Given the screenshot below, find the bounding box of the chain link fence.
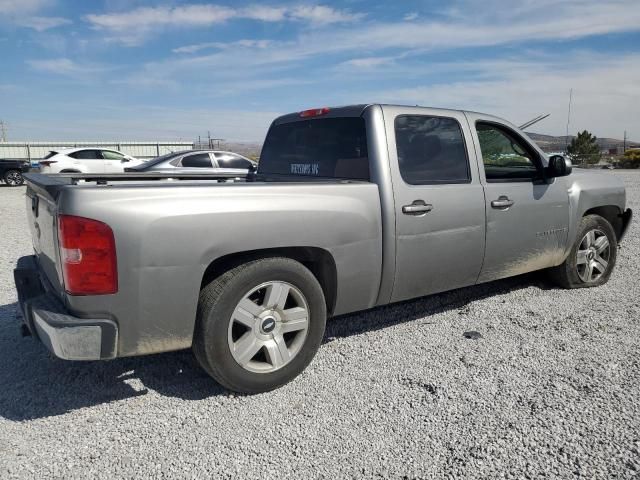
[0,141,195,162]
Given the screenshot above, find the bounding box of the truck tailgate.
[25,181,64,295]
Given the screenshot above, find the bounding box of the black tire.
[193,257,326,394]
[3,169,24,186]
[549,214,617,288]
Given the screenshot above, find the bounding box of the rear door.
[382,106,486,302]
[466,113,570,282]
[68,149,105,173]
[180,152,215,169]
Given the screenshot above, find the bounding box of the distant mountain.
[218,141,262,159]
[526,132,640,154]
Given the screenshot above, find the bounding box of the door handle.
[402,200,433,215]
[491,196,515,209]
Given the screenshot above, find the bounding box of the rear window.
[43,151,57,159]
[258,118,369,180]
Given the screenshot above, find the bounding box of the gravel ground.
[0,172,639,479]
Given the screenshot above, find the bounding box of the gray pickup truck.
[14,104,632,393]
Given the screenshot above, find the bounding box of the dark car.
[125,150,256,175]
[0,159,30,186]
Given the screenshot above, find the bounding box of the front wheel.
[549,214,617,288]
[3,169,24,186]
[193,257,327,393]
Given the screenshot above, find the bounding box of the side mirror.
[122,156,132,162]
[547,155,572,178]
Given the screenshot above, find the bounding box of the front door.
[466,115,570,283]
[101,150,127,172]
[383,106,486,303]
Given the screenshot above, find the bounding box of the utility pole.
[0,120,7,142]
[207,131,212,149]
[565,88,573,151]
[623,131,627,153]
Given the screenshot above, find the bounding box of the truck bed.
[23,172,383,357]
[23,172,251,200]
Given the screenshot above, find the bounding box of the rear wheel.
[193,257,326,393]
[3,169,24,186]
[549,214,617,288]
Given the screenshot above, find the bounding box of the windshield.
[258,117,369,180]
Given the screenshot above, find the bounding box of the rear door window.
[259,117,369,180]
[181,153,213,168]
[69,150,102,160]
[395,115,470,184]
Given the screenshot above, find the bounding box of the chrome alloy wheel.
[5,171,23,186]
[576,229,610,283]
[227,281,309,373]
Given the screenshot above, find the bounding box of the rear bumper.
[14,255,118,360]
[619,208,633,243]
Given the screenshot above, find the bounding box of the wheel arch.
[583,205,624,241]
[201,247,338,316]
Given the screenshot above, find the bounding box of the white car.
[38,148,144,174]
[125,150,256,175]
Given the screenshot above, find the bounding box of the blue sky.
[0,0,639,141]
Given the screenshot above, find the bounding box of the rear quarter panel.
[58,182,382,356]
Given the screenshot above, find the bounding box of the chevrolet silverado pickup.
[14,104,632,393]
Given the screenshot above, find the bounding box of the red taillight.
[299,107,330,118]
[57,215,117,295]
[39,160,58,167]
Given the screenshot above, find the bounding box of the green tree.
[567,130,601,165]
[617,149,640,168]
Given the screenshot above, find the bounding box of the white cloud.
[155,0,640,76]
[367,54,640,139]
[239,5,287,22]
[27,57,107,76]
[85,3,364,44]
[172,39,272,54]
[289,5,364,25]
[403,12,418,21]
[15,16,71,31]
[340,56,397,69]
[85,5,235,31]
[315,1,640,54]
[0,0,48,15]
[9,104,281,141]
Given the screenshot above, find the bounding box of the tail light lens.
[299,107,330,118]
[39,160,58,167]
[58,215,118,295]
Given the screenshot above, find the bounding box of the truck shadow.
[0,272,548,421]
